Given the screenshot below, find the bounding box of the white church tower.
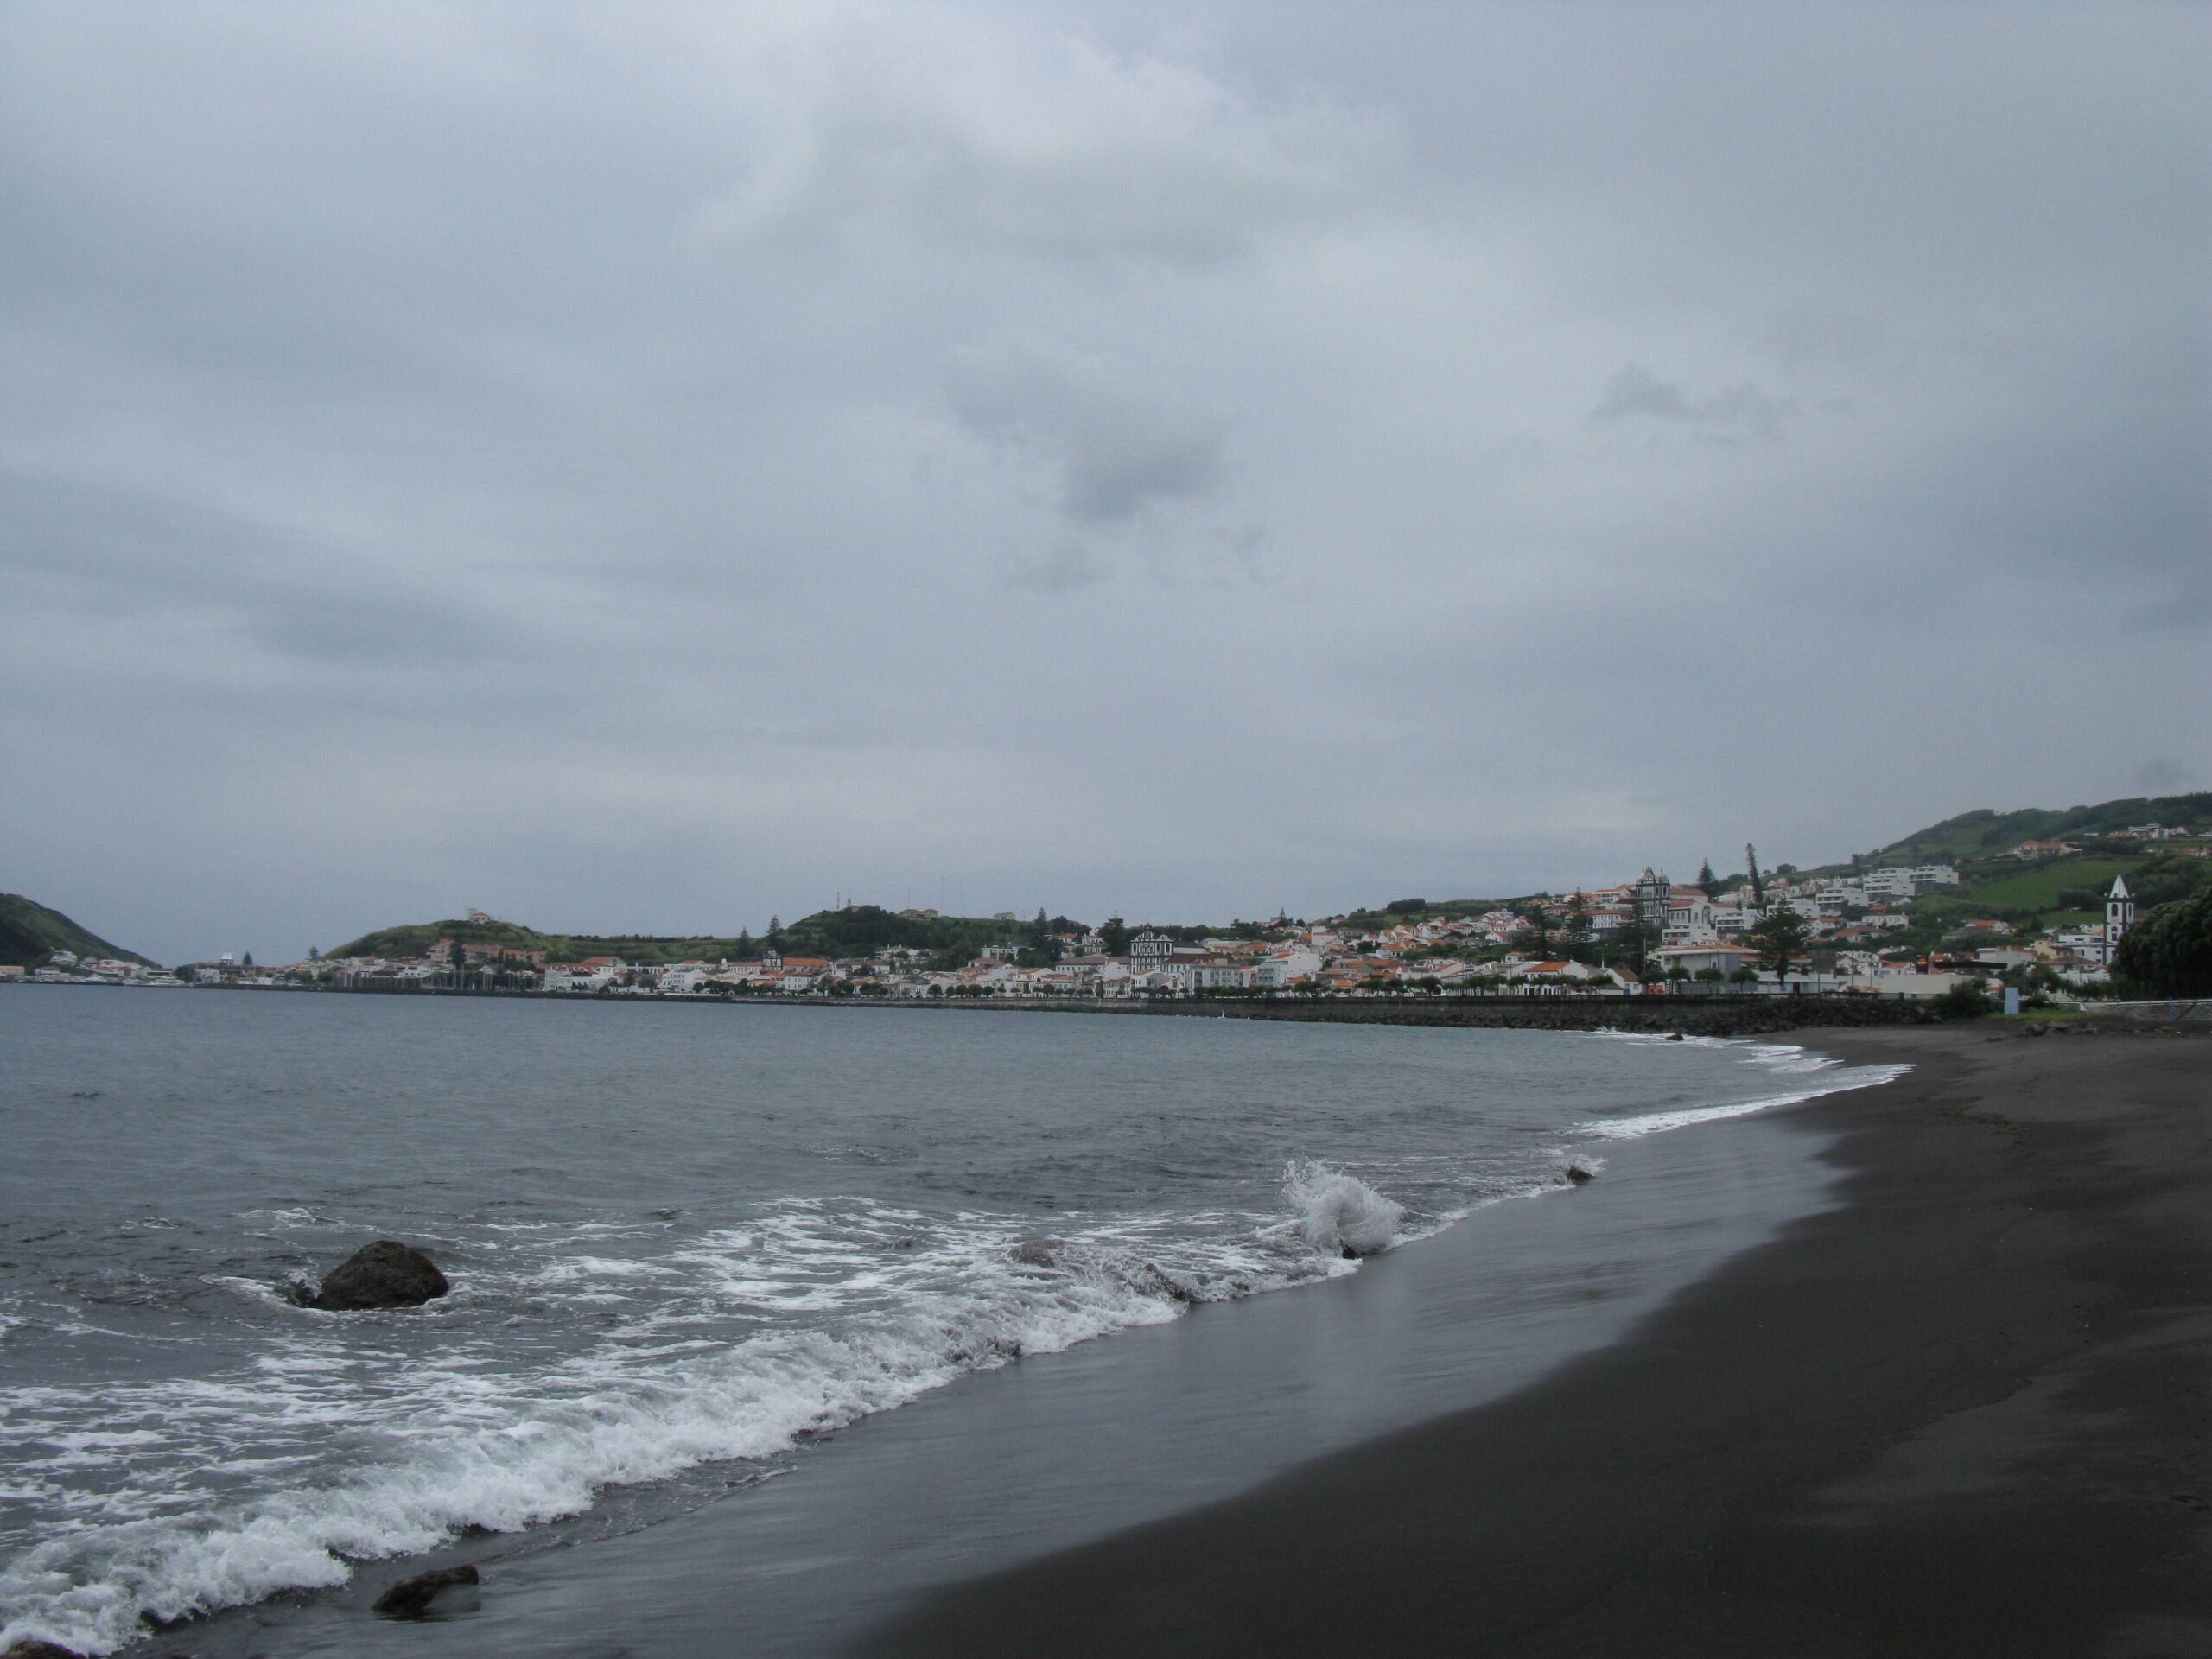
[2104,875,2134,963]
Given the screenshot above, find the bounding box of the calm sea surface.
[0,989,1891,1655]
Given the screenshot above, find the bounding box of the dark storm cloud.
[0,3,2203,963]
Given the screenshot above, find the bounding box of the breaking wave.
[0,1178,1402,1655]
[1280,1160,1405,1255]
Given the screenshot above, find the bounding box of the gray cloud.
[0,472,517,671]
[999,543,1106,594]
[687,24,1393,269]
[949,336,1227,523]
[1588,362,1796,441]
[2135,757,2194,795]
[0,3,2202,963]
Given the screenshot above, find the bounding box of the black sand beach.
[860,1026,2212,1658]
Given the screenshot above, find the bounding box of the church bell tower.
[2104,875,2134,963]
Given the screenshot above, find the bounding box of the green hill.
[0,893,158,968]
[1866,793,2211,866]
[325,905,1075,967]
[327,916,570,961]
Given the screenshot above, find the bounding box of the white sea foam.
[0,1182,1400,1655]
[1579,1062,1910,1140]
[1279,1160,1406,1255]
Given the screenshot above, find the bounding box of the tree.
[1607,912,1654,979]
[1696,859,1717,894]
[2112,889,2212,998]
[1751,907,1809,980]
[1562,892,1592,959]
[1099,916,1130,955]
[243,950,254,968]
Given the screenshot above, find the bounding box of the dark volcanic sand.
[858,1027,2212,1658]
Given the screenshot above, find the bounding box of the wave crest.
[1282,1160,1403,1256]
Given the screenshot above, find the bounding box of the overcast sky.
[3,2,2206,963]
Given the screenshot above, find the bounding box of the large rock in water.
[309,1241,449,1310]
[372,1563,479,1618]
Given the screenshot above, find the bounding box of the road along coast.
[857,1026,2211,1658]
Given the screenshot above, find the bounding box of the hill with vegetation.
[326,905,1097,969]
[326,914,766,967]
[1859,792,2211,867]
[322,793,2210,969]
[0,893,158,968]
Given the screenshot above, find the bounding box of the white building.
[1255,949,1322,988]
[2105,876,2134,963]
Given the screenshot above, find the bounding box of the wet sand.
[859,1027,2212,1657]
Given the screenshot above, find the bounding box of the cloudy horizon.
[3,2,2206,966]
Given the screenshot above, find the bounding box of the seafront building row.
[10,851,2169,1001]
[73,861,2140,1002]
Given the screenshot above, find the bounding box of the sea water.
[0,991,1897,1655]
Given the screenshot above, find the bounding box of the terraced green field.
[1961,857,2142,912]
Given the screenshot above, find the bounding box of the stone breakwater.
[786,994,1953,1039]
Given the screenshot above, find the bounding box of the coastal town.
[18,817,2198,1005]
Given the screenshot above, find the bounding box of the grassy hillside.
[0,893,158,968]
[1900,849,2211,941]
[1867,793,2210,866]
[1948,857,2142,913]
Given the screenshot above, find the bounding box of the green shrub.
[1937,981,1992,1019]
[2112,888,2212,998]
